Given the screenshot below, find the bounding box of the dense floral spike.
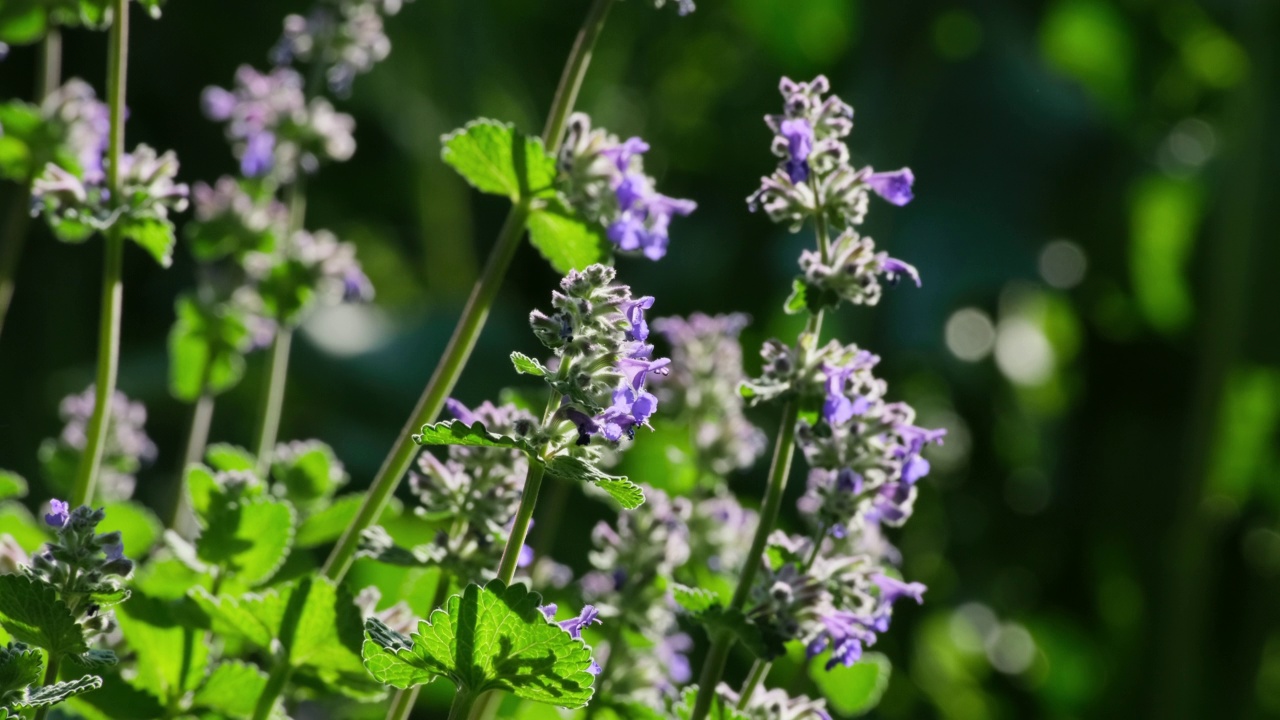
[44,386,157,501]
[686,489,759,574]
[240,227,374,326]
[400,400,537,578]
[40,79,110,183]
[202,65,355,181]
[27,503,133,640]
[745,76,922,311]
[188,176,288,261]
[272,0,412,95]
[653,313,767,476]
[33,144,189,238]
[579,487,696,708]
[715,682,832,720]
[529,264,670,447]
[558,114,696,261]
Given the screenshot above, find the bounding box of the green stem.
[735,659,771,710]
[385,687,421,720]
[494,459,546,585]
[69,0,128,508]
[251,662,293,720]
[39,27,62,99]
[322,0,614,584]
[31,654,60,720]
[170,391,215,532]
[253,326,293,478]
[447,690,478,720]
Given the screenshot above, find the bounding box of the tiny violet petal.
[865,168,915,206]
[45,499,70,529]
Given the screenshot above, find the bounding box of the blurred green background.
[3,0,1280,717]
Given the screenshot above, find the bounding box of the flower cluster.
[241,227,374,326]
[653,312,767,476]
[187,176,288,262]
[28,503,133,641]
[415,400,535,573]
[797,341,945,534]
[558,114,696,261]
[33,144,190,239]
[41,386,157,502]
[685,489,759,574]
[579,487,696,707]
[202,65,356,181]
[714,682,831,720]
[272,0,412,96]
[39,79,110,183]
[529,264,669,447]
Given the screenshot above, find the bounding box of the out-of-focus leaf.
[168,295,251,402]
[196,497,294,588]
[98,500,161,559]
[118,216,176,267]
[270,440,347,505]
[0,472,27,502]
[191,661,269,719]
[115,592,209,704]
[1040,0,1133,114]
[1128,175,1203,334]
[808,651,891,716]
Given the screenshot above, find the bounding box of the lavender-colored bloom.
[657,632,694,684]
[872,573,926,605]
[45,499,70,529]
[559,115,696,261]
[553,605,602,640]
[104,541,126,562]
[241,131,276,177]
[880,256,920,287]
[864,168,915,206]
[780,118,814,183]
[622,296,654,342]
[445,398,479,426]
[517,544,535,568]
[807,610,878,669]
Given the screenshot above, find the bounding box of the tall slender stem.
[691,193,831,720]
[735,659,771,710]
[386,688,421,720]
[0,29,63,344]
[447,690,478,720]
[70,0,129,508]
[322,0,615,583]
[494,460,546,586]
[170,391,215,532]
[254,326,293,477]
[31,654,61,720]
[251,663,292,720]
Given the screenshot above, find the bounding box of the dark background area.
[2,0,1279,717]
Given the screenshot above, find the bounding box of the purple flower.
[602,137,650,172]
[622,296,655,342]
[599,386,659,442]
[555,605,602,640]
[657,632,694,684]
[780,118,814,183]
[105,541,126,561]
[822,363,860,426]
[865,168,915,206]
[241,131,276,177]
[538,603,558,621]
[881,257,920,287]
[517,544,535,568]
[45,499,70,529]
[445,398,479,426]
[807,611,878,669]
[902,455,930,484]
[872,573,926,606]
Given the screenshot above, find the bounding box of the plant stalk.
[322,0,614,583]
[494,459,546,585]
[447,690,478,720]
[735,659,772,710]
[70,0,129,508]
[169,391,215,533]
[253,326,293,478]
[31,654,61,720]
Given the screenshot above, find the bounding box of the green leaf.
[672,589,785,661]
[205,444,257,473]
[118,216,176,267]
[673,686,750,720]
[0,473,26,504]
[114,593,209,704]
[0,643,43,704]
[98,500,161,559]
[544,456,645,510]
[671,584,720,614]
[196,497,295,588]
[191,661,268,718]
[509,352,547,377]
[191,577,366,679]
[440,120,557,201]
[0,503,46,553]
[0,1,45,46]
[297,493,392,548]
[362,580,595,708]
[808,651,891,716]
[0,575,87,657]
[168,295,251,402]
[14,674,103,709]
[525,202,608,274]
[412,420,532,453]
[783,278,838,315]
[270,440,347,505]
